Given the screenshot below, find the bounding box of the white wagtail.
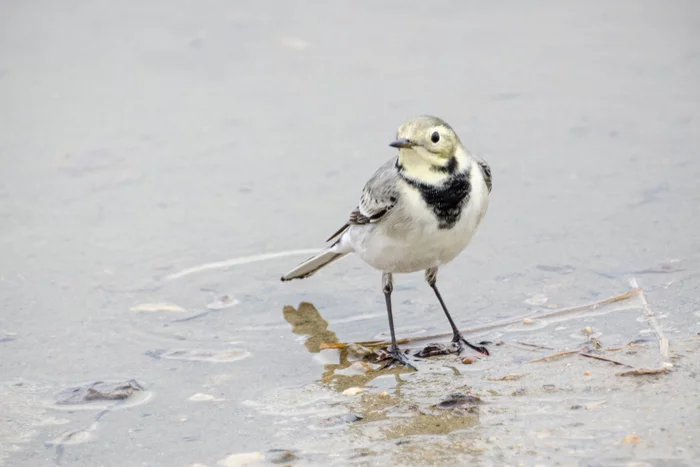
[281,116,492,369]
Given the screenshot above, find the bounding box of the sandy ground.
[1,1,699,466]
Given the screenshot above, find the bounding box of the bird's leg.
[381,272,417,370]
[425,268,489,356]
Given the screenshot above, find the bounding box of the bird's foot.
[452,334,490,356]
[380,346,417,371]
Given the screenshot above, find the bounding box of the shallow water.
[1,1,699,466]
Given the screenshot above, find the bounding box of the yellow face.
[390,115,460,160]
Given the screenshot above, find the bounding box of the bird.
[281,115,492,370]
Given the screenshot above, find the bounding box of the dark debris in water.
[265,449,298,464]
[631,335,656,344]
[414,343,456,358]
[434,393,482,409]
[56,379,144,405]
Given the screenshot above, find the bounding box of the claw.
[452,335,490,356]
[381,347,417,371]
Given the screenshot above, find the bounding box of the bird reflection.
[282,302,481,437]
[282,302,409,392]
[283,302,340,353]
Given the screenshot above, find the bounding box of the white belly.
[346,173,489,273]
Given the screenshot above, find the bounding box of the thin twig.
[629,278,669,361]
[321,286,642,350]
[578,353,634,368]
[527,349,580,363]
[605,338,638,352]
[617,367,671,377]
[515,341,555,351]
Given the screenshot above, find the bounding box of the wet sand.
[1,1,699,465]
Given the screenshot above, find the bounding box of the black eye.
[431,131,440,143]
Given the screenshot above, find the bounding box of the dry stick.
[514,341,555,351]
[526,349,580,363]
[578,352,635,368]
[605,338,638,352]
[629,278,669,361]
[573,282,671,376]
[320,287,642,350]
[528,347,635,367]
[606,279,672,377]
[617,367,671,377]
[524,283,671,375]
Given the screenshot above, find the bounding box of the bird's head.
[390,116,463,174]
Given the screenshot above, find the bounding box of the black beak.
[389,138,415,149]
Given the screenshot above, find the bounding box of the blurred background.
[1,1,699,466]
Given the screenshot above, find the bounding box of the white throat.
[398,146,469,184]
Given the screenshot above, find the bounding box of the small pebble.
[378,391,390,398]
[523,318,536,325]
[462,358,474,365]
[584,371,591,376]
[342,387,364,396]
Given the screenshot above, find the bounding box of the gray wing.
[477,160,492,193]
[326,157,400,242]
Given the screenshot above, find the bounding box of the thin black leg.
[425,268,489,356]
[381,272,416,370]
[384,290,398,351]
